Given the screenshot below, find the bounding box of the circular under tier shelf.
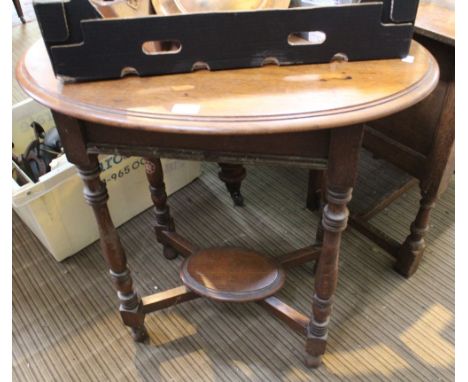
[180,247,286,302]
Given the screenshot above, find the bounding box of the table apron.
[86,143,329,169]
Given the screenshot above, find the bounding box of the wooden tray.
[33,0,420,82]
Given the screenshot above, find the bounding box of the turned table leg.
[313,174,327,276]
[307,170,325,211]
[78,157,147,342]
[305,126,363,367]
[218,163,246,206]
[395,189,436,277]
[53,112,147,341]
[314,171,328,244]
[144,157,178,260]
[396,81,454,277]
[306,187,352,367]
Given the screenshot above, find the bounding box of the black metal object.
[33,0,419,82]
[13,123,63,183]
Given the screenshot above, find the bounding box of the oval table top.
[17,40,439,136]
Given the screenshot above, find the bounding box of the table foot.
[394,192,435,278]
[304,354,322,369]
[306,315,329,368]
[131,325,149,342]
[218,163,246,207]
[163,245,179,260]
[230,191,244,207]
[395,239,425,278]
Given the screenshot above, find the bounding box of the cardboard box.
[12,98,201,261]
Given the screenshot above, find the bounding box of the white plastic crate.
[12,98,201,261]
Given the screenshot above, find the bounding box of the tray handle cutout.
[142,40,182,55]
[288,31,327,46]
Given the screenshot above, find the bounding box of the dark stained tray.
[33,0,420,82]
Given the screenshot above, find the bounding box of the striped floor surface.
[13,161,454,382]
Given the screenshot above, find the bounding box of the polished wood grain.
[278,245,321,269]
[176,0,290,13]
[153,0,290,14]
[158,231,199,258]
[144,157,178,259]
[90,0,153,18]
[180,248,286,302]
[415,0,455,46]
[258,296,309,335]
[141,286,199,313]
[17,40,438,135]
[85,126,330,164]
[152,0,179,14]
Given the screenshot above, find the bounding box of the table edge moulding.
[17,41,438,135]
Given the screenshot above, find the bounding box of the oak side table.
[344,0,455,277]
[17,40,438,368]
